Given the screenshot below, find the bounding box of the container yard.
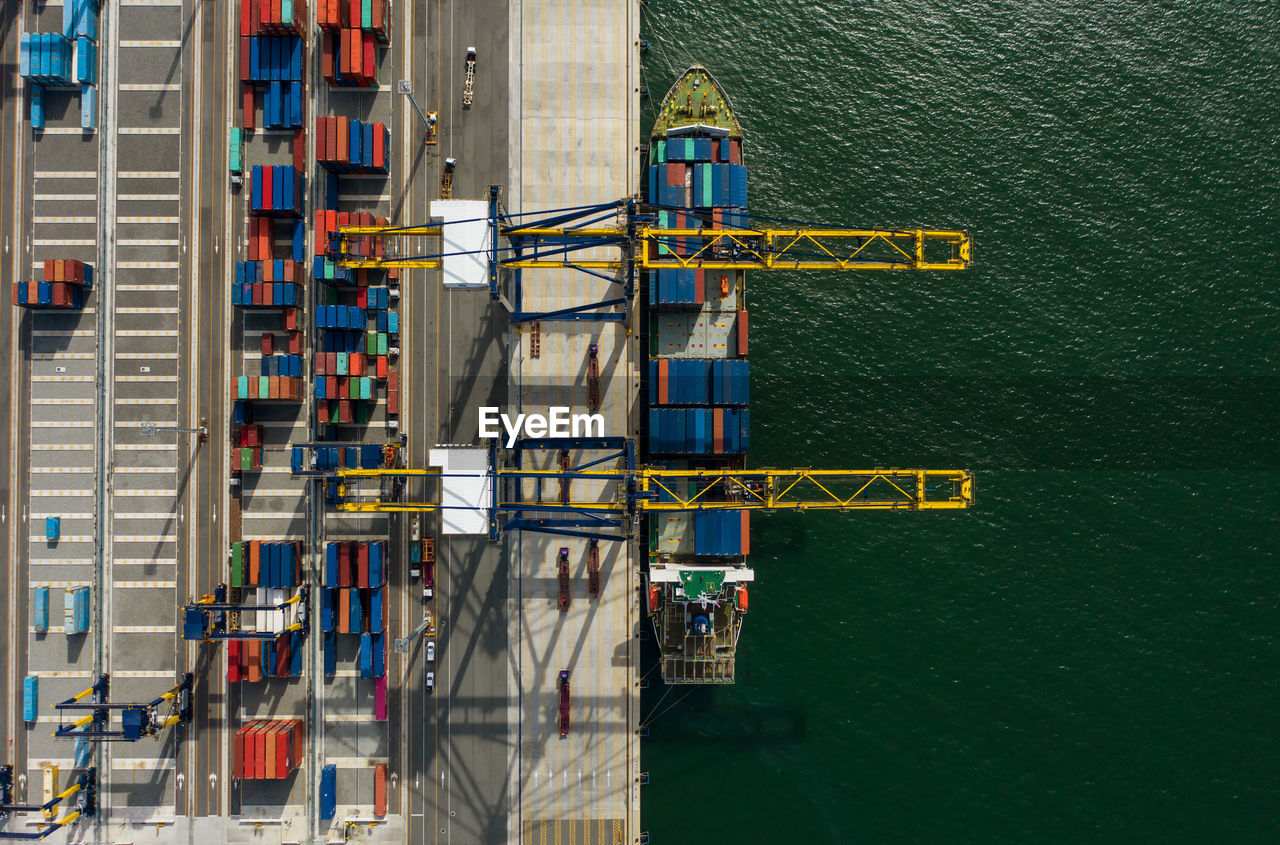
[0,0,972,842]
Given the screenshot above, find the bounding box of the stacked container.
[233,719,305,779]
[232,373,304,401]
[233,423,265,473]
[229,540,303,588]
[319,540,388,678]
[320,28,380,88]
[313,210,390,278]
[228,631,305,682]
[316,117,389,173]
[23,676,39,723]
[647,407,750,455]
[34,586,50,633]
[293,443,388,473]
[241,0,307,36]
[13,259,93,309]
[648,359,748,405]
[692,511,751,557]
[63,586,90,635]
[233,260,305,307]
[250,165,305,216]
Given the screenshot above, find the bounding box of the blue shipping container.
[23,676,39,722]
[320,764,337,820]
[34,586,50,633]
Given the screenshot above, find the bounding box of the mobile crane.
[0,765,95,841]
[51,674,193,742]
[181,584,309,641]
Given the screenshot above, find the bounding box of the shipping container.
[63,586,89,634]
[319,763,337,820]
[34,586,50,632]
[374,763,387,816]
[23,675,39,722]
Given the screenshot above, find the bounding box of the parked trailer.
[34,585,50,632]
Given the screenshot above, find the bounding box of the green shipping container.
[240,447,253,471]
[656,139,666,163]
[282,0,293,24]
[355,402,369,425]
[229,128,243,174]
[328,401,340,424]
[700,163,712,208]
[377,333,387,355]
[230,541,244,588]
[361,0,372,29]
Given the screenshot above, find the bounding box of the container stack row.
[239,36,305,129]
[317,0,390,88]
[313,210,393,281]
[233,423,264,473]
[648,161,747,211]
[316,0,391,39]
[316,117,389,173]
[230,540,304,588]
[648,407,750,455]
[240,0,307,36]
[251,165,306,216]
[227,631,306,681]
[292,443,388,472]
[691,511,751,557]
[648,266,749,307]
[320,541,388,680]
[12,259,93,309]
[233,719,305,779]
[246,217,308,262]
[648,358,749,405]
[232,374,304,402]
[656,135,742,164]
[234,260,305,308]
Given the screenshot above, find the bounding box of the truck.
[229,127,243,188]
[462,47,476,109]
[46,516,60,543]
[557,547,570,612]
[587,343,600,412]
[441,157,456,199]
[558,670,571,737]
[587,539,600,599]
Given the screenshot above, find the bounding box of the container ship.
[644,67,752,684]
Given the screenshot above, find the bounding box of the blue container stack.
[23,676,39,723]
[692,511,745,557]
[294,443,386,473]
[647,407,750,455]
[19,34,74,86]
[63,586,90,635]
[233,260,306,308]
[319,540,388,678]
[246,36,304,83]
[250,165,305,216]
[314,304,368,331]
[648,359,749,405]
[260,353,304,380]
[263,81,304,129]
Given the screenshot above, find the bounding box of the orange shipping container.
[658,358,669,404]
[254,722,267,779]
[233,725,246,779]
[741,512,751,555]
[374,763,387,816]
[249,540,261,584]
[264,722,278,779]
[338,588,350,633]
[737,310,749,356]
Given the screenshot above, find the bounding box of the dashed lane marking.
[115,329,179,337]
[33,216,96,224]
[114,513,178,520]
[118,261,180,269]
[111,758,178,770]
[120,40,182,47]
[33,194,96,201]
[32,330,94,338]
[33,422,94,428]
[28,535,93,542]
[113,467,176,474]
[114,559,177,565]
[117,285,180,292]
[118,216,180,224]
[118,127,181,135]
[112,493,178,500]
[32,398,93,404]
[34,239,96,246]
[117,239,180,246]
[116,375,179,382]
[112,626,176,633]
[117,351,179,358]
[29,559,95,566]
[35,171,97,179]
[28,490,93,497]
[116,307,179,314]
[32,352,95,360]
[31,444,92,451]
[28,670,94,678]
[32,375,95,382]
[30,581,92,588]
[116,443,178,450]
[119,194,181,201]
[111,670,177,677]
[119,84,182,92]
[115,581,177,589]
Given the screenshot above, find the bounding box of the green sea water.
[638,1,1280,841]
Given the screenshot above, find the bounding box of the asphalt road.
[400,0,513,842]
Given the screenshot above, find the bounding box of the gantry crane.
[181,584,309,641]
[0,765,95,841]
[52,674,192,742]
[323,190,971,322]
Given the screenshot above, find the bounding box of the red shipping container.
[240,0,251,35]
[275,633,289,679]
[313,210,326,256]
[42,259,53,281]
[228,641,243,683]
[322,32,334,78]
[730,139,741,163]
[713,408,724,454]
[362,32,375,83]
[658,358,669,404]
[233,726,246,778]
[249,0,259,32]
[239,36,251,80]
[388,370,399,391]
[347,0,358,29]
[337,115,349,163]
[373,123,385,170]
[694,269,705,304]
[10,283,18,307]
[254,723,267,779]
[259,218,270,259]
[356,287,367,309]
[271,375,282,400]
[293,129,305,173]
[376,356,387,379]
[737,310,748,356]
[275,723,291,775]
[337,588,350,633]
[666,162,685,187]
[260,332,273,356]
[339,399,353,424]
[357,542,369,589]
[242,84,255,130]
[272,0,281,28]
[322,351,333,374]
[374,764,387,816]
[262,258,273,282]
[262,166,273,211]
[741,512,751,555]
[315,352,326,375]
[338,378,349,400]
[338,541,351,585]
[387,389,398,416]
[288,330,302,354]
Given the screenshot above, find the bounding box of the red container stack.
[234,719,305,780]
